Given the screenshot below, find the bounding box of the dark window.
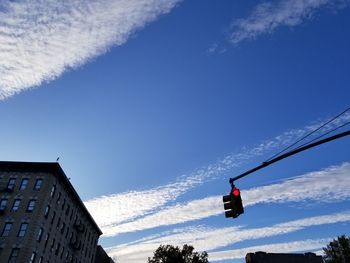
[51,238,55,252]
[61,222,65,234]
[60,246,64,259]
[57,192,61,204]
[17,223,28,237]
[55,242,60,255]
[34,179,43,190]
[11,199,21,211]
[26,200,36,212]
[56,217,61,229]
[19,178,29,190]
[62,198,66,210]
[8,248,20,263]
[1,222,12,237]
[65,227,69,238]
[0,198,8,210]
[37,227,44,242]
[51,211,56,224]
[29,252,36,263]
[44,205,50,218]
[65,204,70,215]
[50,185,56,198]
[44,234,50,248]
[7,178,16,191]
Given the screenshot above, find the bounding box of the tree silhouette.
[323,235,350,263]
[148,244,209,263]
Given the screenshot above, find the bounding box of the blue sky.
[1,0,350,262]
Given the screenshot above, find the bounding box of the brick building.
[0,161,103,263]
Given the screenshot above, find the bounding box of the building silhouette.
[0,161,109,263]
[95,245,115,263]
[246,251,323,263]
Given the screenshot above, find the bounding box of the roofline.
[0,161,102,235]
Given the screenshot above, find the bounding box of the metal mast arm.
[230,129,350,183]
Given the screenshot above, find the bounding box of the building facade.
[95,245,115,263]
[246,251,323,263]
[0,161,103,263]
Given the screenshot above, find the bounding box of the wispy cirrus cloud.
[100,163,350,236]
[85,113,350,235]
[230,0,350,44]
[108,209,349,262]
[109,238,329,263]
[112,210,350,253]
[209,239,329,262]
[0,0,182,99]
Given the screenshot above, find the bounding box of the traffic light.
[223,187,244,218]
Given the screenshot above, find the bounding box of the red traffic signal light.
[223,187,244,218]
[232,188,240,196]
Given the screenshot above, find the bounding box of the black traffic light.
[223,187,244,218]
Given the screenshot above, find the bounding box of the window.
[56,217,61,229]
[60,222,65,234]
[0,198,8,210]
[8,248,19,263]
[34,179,43,190]
[26,200,36,212]
[50,185,56,197]
[50,238,55,252]
[29,252,36,263]
[44,205,50,218]
[60,246,64,259]
[37,227,44,242]
[19,178,29,190]
[65,204,70,215]
[44,233,50,248]
[11,199,21,212]
[62,198,66,210]
[7,178,16,190]
[17,223,28,237]
[55,242,60,255]
[38,256,43,263]
[1,222,12,237]
[51,211,56,224]
[57,192,61,204]
[65,227,69,238]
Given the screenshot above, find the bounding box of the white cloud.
[84,113,350,235]
[84,175,203,228]
[110,238,328,263]
[209,239,329,262]
[0,0,181,99]
[100,162,350,236]
[134,211,350,252]
[108,209,348,262]
[230,0,350,44]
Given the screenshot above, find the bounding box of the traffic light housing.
[223,187,244,218]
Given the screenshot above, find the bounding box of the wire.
[264,106,350,162]
[290,120,350,152]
